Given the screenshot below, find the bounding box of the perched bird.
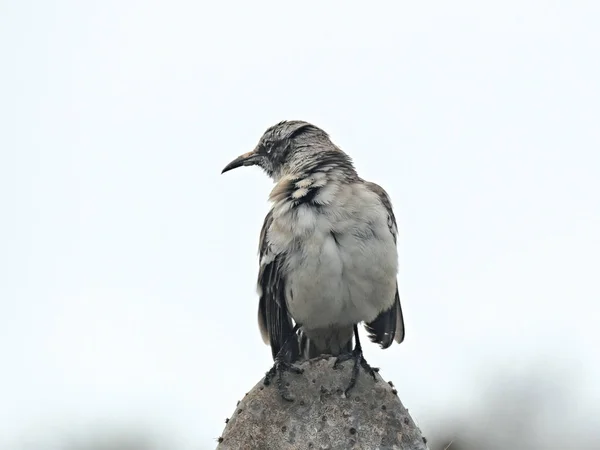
[222,121,405,399]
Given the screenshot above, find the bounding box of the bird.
[221,120,405,400]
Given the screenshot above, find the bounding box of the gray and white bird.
[222,120,405,399]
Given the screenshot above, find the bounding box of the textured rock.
[217,356,429,450]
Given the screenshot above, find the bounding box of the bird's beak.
[221,150,261,174]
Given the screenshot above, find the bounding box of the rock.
[217,356,429,450]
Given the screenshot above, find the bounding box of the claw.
[333,351,353,369]
[335,325,379,397]
[263,360,304,402]
[342,348,378,396]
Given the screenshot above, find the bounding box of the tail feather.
[365,288,405,348]
[298,329,353,359]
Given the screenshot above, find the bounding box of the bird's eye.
[263,140,274,153]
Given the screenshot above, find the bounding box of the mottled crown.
[254,120,355,180]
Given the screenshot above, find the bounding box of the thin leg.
[263,323,304,402]
[334,325,379,396]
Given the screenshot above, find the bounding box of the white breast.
[269,182,398,330]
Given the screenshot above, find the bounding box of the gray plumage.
[222,120,405,361]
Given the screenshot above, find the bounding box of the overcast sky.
[1,1,599,448]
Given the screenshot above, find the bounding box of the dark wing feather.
[363,182,406,347]
[365,288,405,347]
[257,210,298,361]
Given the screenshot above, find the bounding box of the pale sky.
[1,1,599,448]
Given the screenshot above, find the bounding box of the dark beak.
[221,150,261,174]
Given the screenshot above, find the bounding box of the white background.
[1,1,599,448]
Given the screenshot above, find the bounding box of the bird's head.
[221,120,353,181]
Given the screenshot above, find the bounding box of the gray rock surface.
[217,356,429,450]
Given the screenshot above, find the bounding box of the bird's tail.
[298,330,319,359]
[298,329,353,360]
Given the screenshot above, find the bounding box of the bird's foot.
[263,360,304,402]
[334,348,379,397]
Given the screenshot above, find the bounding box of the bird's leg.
[334,325,379,396]
[263,324,304,402]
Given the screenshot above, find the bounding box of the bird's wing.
[363,181,406,347]
[257,210,298,361]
